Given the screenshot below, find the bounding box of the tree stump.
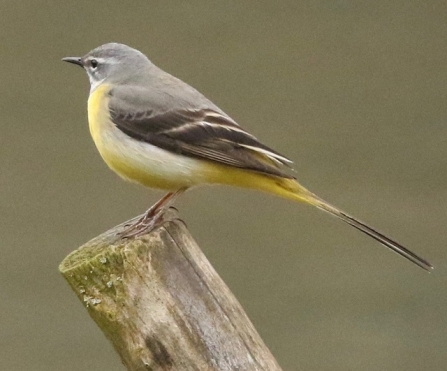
[59,209,283,371]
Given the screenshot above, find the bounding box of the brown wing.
[109,103,295,178]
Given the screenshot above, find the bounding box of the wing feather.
[109,95,294,178]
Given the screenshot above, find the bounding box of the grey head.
[63,42,224,113]
[62,43,155,91]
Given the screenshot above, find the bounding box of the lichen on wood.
[60,209,283,371]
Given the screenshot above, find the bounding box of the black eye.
[90,59,98,69]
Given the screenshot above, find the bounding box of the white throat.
[89,76,105,93]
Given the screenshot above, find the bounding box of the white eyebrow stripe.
[87,57,105,63]
[87,57,119,64]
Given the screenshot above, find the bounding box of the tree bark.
[59,209,283,371]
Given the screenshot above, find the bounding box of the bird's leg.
[119,191,175,238]
[120,188,186,239]
[122,192,173,228]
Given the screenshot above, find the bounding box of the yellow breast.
[86,84,208,190]
[87,84,113,146]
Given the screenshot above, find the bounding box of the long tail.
[271,178,433,271]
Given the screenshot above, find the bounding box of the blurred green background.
[1,1,445,370]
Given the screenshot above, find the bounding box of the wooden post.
[59,209,283,371]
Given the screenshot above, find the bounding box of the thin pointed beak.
[62,57,83,67]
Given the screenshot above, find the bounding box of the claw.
[118,188,186,239]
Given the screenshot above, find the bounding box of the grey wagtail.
[62,43,432,271]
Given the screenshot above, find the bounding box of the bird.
[62,42,432,271]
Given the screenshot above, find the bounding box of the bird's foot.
[117,188,186,239]
[119,210,166,239]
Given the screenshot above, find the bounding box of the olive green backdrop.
[1,1,445,370]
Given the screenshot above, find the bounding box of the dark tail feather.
[311,197,433,271]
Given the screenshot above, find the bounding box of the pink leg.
[120,188,186,239]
